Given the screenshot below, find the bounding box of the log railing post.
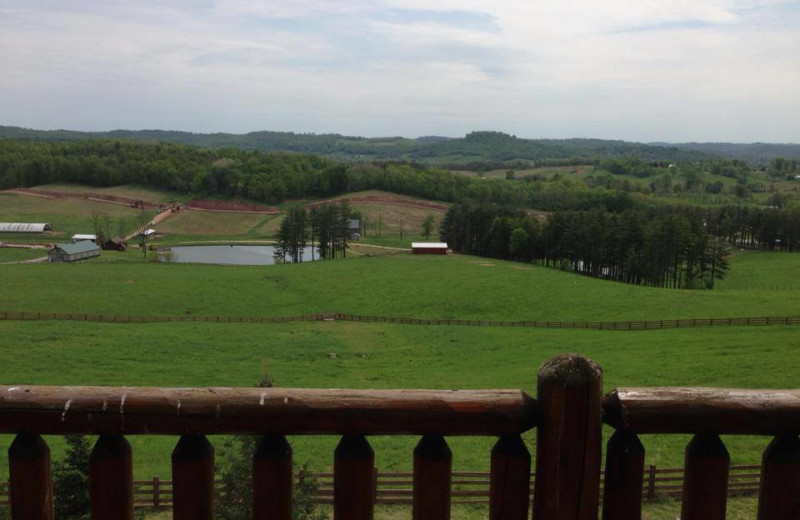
[757,434,800,519]
[89,434,134,520]
[412,435,452,520]
[533,354,603,520]
[334,434,375,520]
[253,435,292,520]
[9,433,54,520]
[680,434,729,520]
[602,430,644,520]
[489,434,531,520]
[172,434,214,520]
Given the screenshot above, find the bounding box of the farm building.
[412,242,448,255]
[140,228,157,238]
[348,219,360,240]
[0,223,52,233]
[71,234,97,243]
[103,237,127,251]
[48,241,100,262]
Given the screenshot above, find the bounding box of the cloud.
[0,0,798,141]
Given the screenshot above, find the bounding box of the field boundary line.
[1,311,799,330]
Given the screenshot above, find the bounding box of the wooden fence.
[0,464,762,509]
[2,310,800,330]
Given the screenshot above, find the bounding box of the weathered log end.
[538,353,602,387]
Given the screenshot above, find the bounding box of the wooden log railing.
[2,354,800,519]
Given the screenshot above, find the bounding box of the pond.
[160,245,319,266]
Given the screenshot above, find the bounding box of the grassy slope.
[0,319,797,479]
[2,253,800,321]
[31,183,186,204]
[0,192,157,243]
[0,247,47,262]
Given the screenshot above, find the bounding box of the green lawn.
[0,247,47,263]
[2,252,799,321]
[0,319,796,480]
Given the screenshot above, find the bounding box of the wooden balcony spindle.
[602,430,644,520]
[334,434,375,520]
[680,434,730,520]
[253,435,293,520]
[489,434,531,520]
[8,433,54,520]
[89,434,134,520]
[412,435,452,520]
[757,434,800,520]
[533,354,603,520]
[171,434,215,520]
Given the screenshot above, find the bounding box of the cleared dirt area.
[156,209,269,236]
[6,188,162,208]
[185,199,279,213]
[305,190,450,212]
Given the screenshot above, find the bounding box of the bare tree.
[136,209,150,259]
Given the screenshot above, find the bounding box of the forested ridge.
[0,126,707,165]
[441,202,800,289]
[0,139,648,212]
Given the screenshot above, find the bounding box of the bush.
[53,435,91,520]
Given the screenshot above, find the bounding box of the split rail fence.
[0,464,765,508]
[1,354,799,519]
[2,310,800,330]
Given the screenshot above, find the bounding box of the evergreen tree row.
[441,203,800,289]
[276,201,352,262]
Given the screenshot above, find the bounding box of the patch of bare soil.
[306,196,448,212]
[5,188,161,208]
[185,199,280,213]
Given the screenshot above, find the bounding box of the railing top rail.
[0,386,536,435]
[604,387,800,434]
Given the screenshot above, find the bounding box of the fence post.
[647,464,657,501]
[153,476,160,508]
[533,354,603,520]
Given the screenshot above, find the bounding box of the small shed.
[0,223,52,233]
[348,219,360,240]
[412,242,448,255]
[103,237,127,251]
[49,241,100,262]
[140,228,157,238]
[71,234,97,243]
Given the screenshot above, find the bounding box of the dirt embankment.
[4,188,162,208]
[305,195,449,212]
[184,199,280,214]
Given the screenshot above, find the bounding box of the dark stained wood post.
[533,354,603,520]
[334,434,375,520]
[172,434,214,520]
[757,434,800,520]
[489,434,531,520]
[602,430,644,520]
[89,434,133,520]
[8,433,54,520]
[412,435,452,520]
[646,465,657,501]
[152,476,160,508]
[680,434,729,520]
[253,435,292,520]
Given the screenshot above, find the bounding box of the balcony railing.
[1,353,799,519]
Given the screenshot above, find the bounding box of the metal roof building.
[411,242,448,255]
[48,241,100,262]
[0,223,52,233]
[71,234,97,243]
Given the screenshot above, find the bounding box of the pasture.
[2,251,800,320]
[0,191,156,243]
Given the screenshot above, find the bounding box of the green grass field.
[0,236,797,518]
[0,192,156,243]
[32,183,188,204]
[0,247,47,262]
[3,252,799,320]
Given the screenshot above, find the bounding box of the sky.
[1,0,799,142]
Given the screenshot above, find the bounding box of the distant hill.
[657,142,800,165]
[0,125,723,165]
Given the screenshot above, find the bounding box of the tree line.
[276,201,353,262]
[440,202,800,289]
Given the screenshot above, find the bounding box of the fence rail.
[0,464,763,508]
[2,310,799,330]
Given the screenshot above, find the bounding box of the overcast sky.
[1,0,799,142]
